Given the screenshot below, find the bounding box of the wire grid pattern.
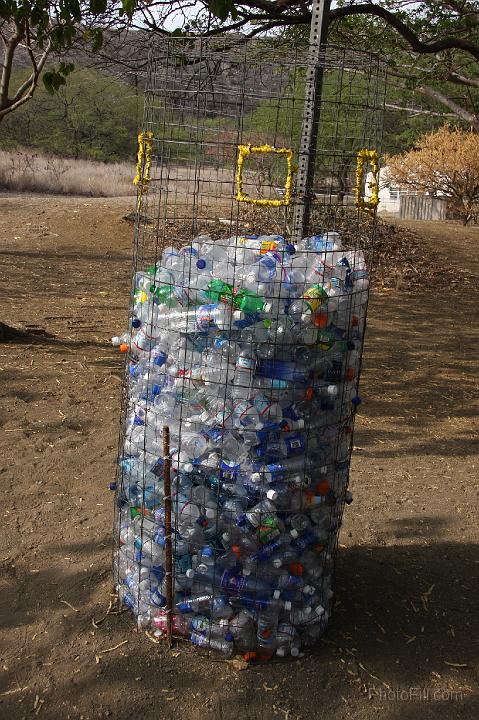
[113,37,386,660]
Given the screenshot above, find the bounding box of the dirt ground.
[0,195,478,720]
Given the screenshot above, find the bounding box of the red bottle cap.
[315,480,330,496]
[289,562,304,577]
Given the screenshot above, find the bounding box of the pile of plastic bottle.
[112,231,369,660]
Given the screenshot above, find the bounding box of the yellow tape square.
[235,144,295,207]
[355,148,380,212]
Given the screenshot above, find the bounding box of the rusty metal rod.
[163,425,173,646]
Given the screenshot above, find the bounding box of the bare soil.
[0,196,478,720]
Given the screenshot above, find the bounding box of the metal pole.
[163,425,173,645]
[292,0,331,243]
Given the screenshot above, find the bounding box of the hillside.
[0,68,141,163]
[0,32,453,164]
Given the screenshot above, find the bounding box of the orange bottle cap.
[313,312,328,328]
[119,343,129,353]
[305,386,313,401]
[243,652,257,662]
[345,368,355,381]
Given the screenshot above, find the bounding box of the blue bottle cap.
[108,482,117,491]
[196,259,207,269]
[351,395,362,406]
[132,317,141,328]
[285,243,296,255]
[154,351,167,366]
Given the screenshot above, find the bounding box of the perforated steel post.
[292,0,331,244]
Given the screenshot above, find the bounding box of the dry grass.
[0,149,136,197]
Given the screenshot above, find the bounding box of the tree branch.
[447,71,479,89]
[385,101,457,118]
[0,20,25,112]
[330,3,479,61]
[418,84,479,130]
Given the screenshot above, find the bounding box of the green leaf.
[121,0,136,19]
[207,0,234,22]
[43,70,67,95]
[90,0,107,14]
[59,62,75,77]
[90,27,104,52]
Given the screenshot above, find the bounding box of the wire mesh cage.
[112,36,386,660]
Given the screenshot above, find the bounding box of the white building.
[366,166,446,220]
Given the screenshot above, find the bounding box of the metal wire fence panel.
[112,37,386,660]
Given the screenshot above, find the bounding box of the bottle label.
[149,589,166,608]
[260,240,278,254]
[302,286,328,314]
[283,434,305,456]
[181,247,199,258]
[196,304,219,331]
[252,393,274,417]
[257,618,276,645]
[236,355,255,370]
[221,571,247,593]
[190,616,210,632]
[257,517,281,544]
[219,459,241,480]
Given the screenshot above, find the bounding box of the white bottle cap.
[242,567,251,576]
[186,569,195,579]
[291,647,300,657]
[315,605,325,616]
[251,473,262,484]
[205,508,216,519]
[290,529,299,539]
[266,489,278,501]
[276,647,286,658]
[272,558,282,569]
[263,302,272,313]
[283,601,292,611]
[233,310,244,321]
[302,585,315,596]
[273,589,281,600]
[183,463,194,474]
